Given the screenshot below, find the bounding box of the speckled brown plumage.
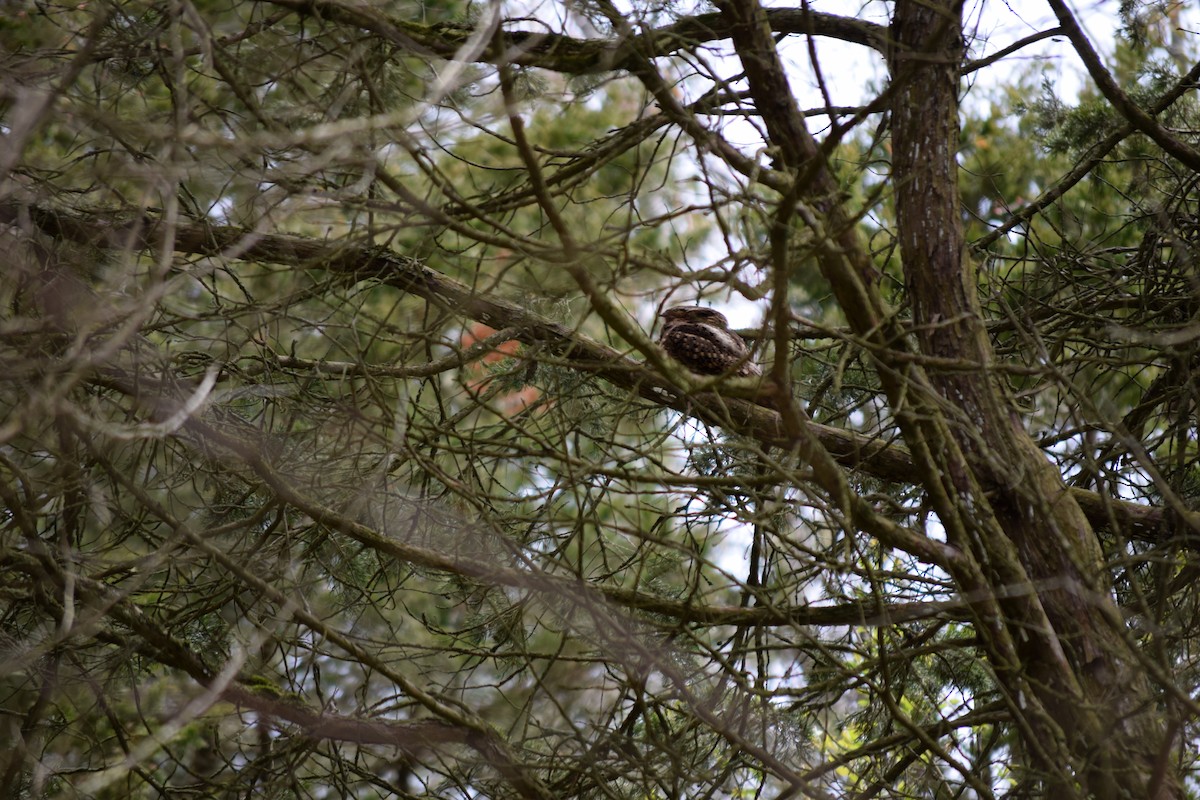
[658,306,761,377]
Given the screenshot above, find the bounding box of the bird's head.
[660,305,730,330]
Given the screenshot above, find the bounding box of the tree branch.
[261,0,886,74]
[2,200,1185,544]
[1046,0,1200,173]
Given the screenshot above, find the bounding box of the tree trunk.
[707,0,1182,793]
[888,0,1179,795]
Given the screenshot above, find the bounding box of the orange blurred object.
[459,323,542,414]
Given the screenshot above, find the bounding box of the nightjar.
[658,306,761,377]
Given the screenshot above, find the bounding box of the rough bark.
[702,0,1182,793]
[889,0,1179,795]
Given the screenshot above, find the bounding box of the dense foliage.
[2,0,1200,797]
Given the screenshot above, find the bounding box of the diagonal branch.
[2,200,1184,544]
[1046,0,1200,173]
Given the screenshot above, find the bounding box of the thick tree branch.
[2,200,1185,546]
[261,0,886,74]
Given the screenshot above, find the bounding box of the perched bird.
[658,306,761,377]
